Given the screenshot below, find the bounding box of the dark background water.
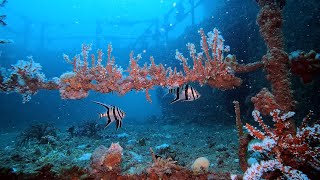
[0,0,319,131]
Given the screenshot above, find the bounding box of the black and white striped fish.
[92,101,126,130]
[166,84,201,104]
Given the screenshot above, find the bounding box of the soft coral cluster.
[244,109,319,179]
[175,28,242,89]
[0,56,58,103]
[60,43,123,99]
[0,27,264,102]
[146,148,182,178]
[289,50,320,84]
[58,28,248,101]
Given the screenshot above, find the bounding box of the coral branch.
[289,50,320,84]
[1,28,261,102]
[149,147,157,164]
[251,88,279,116]
[234,61,263,73]
[244,159,309,180]
[233,101,253,172]
[0,57,59,103]
[244,108,320,179]
[233,101,243,137]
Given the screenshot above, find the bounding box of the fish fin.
[0,20,6,26]
[104,118,112,129]
[162,92,169,98]
[162,88,173,97]
[119,120,123,128]
[170,87,180,104]
[92,100,111,110]
[170,97,180,104]
[116,120,121,130]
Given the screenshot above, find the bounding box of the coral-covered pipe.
[256,0,295,114]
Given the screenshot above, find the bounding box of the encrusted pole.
[255,0,295,130]
[233,101,252,172]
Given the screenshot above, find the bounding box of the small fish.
[0,0,8,7]
[0,15,6,26]
[166,84,201,104]
[0,39,13,44]
[92,101,126,130]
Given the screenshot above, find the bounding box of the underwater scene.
[0,0,319,179]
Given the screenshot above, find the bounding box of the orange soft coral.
[245,109,320,179]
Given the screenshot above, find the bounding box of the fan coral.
[16,122,58,146]
[74,120,103,138]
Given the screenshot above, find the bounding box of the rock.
[77,144,87,149]
[215,144,227,151]
[165,134,172,138]
[11,154,23,162]
[34,148,42,156]
[90,145,108,171]
[90,143,123,173]
[155,143,170,155]
[128,151,143,162]
[138,138,146,146]
[127,139,136,145]
[78,153,92,161]
[103,143,123,172]
[117,133,129,138]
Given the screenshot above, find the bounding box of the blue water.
[0,0,203,128]
[0,0,222,130]
[0,0,319,179]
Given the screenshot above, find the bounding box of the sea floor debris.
[0,117,240,179]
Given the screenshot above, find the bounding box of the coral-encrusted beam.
[0,28,262,102]
[256,0,295,113]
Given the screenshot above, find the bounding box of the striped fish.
[92,101,126,130]
[167,84,201,104]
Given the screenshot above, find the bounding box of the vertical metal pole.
[190,0,195,25]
